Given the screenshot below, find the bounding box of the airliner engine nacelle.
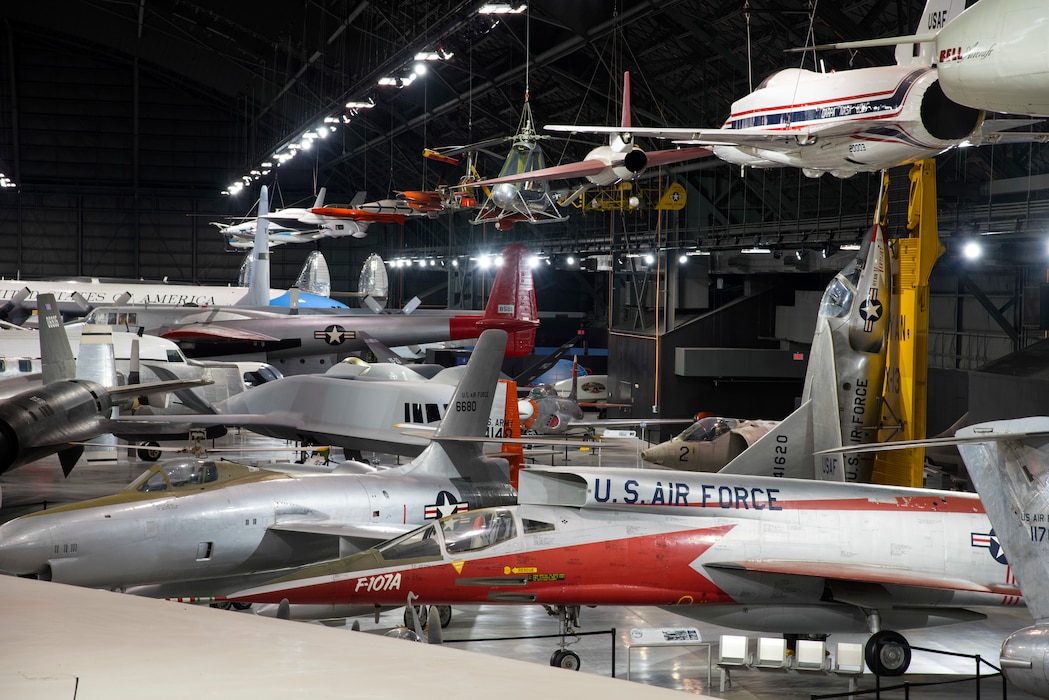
[999,626,1049,699]
[0,380,113,475]
[909,71,983,144]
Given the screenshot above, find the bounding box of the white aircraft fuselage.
[711,65,982,178]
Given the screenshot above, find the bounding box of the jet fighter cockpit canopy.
[124,459,220,492]
[678,416,740,442]
[375,508,557,564]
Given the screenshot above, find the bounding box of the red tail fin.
[481,243,538,356]
[621,71,631,129]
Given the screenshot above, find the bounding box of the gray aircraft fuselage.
[0,459,515,591]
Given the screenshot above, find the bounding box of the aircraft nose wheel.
[865,630,911,676]
[403,604,452,628]
[550,649,581,670]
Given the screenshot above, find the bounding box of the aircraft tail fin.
[294,251,333,298]
[512,335,582,387]
[896,0,965,66]
[481,244,538,357]
[956,417,1049,619]
[240,185,270,307]
[348,190,367,207]
[499,378,525,489]
[719,400,819,479]
[75,325,119,466]
[313,187,327,208]
[621,71,631,129]
[37,293,76,385]
[406,329,510,483]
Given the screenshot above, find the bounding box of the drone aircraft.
[547,0,1043,179]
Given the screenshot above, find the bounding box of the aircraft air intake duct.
[999,626,1049,698]
[919,78,983,142]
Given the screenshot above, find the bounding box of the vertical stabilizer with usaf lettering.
[895,0,966,67]
[956,417,1049,698]
[404,329,511,485]
[240,185,271,307]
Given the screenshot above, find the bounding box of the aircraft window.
[425,403,441,423]
[412,403,424,423]
[18,359,32,372]
[441,508,517,554]
[403,403,411,423]
[523,519,555,534]
[135,470,170,492]
[160,460,219,489]
[166,350,185,363]
[0,360,5,372]
[379,524,442,561]
[529,385,557,399]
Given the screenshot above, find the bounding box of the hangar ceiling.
[1,1,1048,286]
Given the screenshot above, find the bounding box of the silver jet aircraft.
[0,330,516,605]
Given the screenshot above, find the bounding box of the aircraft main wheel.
[437,605,452,628]
[550,650,565,666]
[865,630,911,676]
[231,602,253,611]
[137,441,162,461]
[556,650,581,671]
[403,606,421,628]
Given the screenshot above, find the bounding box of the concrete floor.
[0,434,1040,699]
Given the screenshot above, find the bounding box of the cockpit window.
[379,524,442,560]
[683,417,739,442]
[529,385,557,399]
[441,508,517,554]
[819,260,861,319]
[125,460,219,493]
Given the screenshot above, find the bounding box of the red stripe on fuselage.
[231,525,737,607]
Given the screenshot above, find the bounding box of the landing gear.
[865,630,911,676]
[137,441,162,461]
[403,604,452,628]
[544,604,582,670]
[550,649,581,670]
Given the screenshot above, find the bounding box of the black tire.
[557,650,581,671]
[865,630,911,676]
[137,441,162,461]
[403,605,421,629]
[231,602,253,611]
[437,605,452,628]
[550,649,565,667]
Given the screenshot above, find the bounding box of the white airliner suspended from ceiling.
[215,187,407,249]
[546,0,1045,179]
[799,0,1049,118]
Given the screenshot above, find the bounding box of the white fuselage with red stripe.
[712,65,982,178]
[225,467,1019,634]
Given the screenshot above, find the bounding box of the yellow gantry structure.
[872,160,945,487]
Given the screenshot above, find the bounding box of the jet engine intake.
[621,148,647,175]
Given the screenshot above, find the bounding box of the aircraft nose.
[0,518,53,576]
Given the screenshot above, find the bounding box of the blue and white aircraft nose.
[0,518,53,577]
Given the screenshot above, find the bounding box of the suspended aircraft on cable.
[461,72,711,204]
[214,187,407,249]
[545,1,1045,179]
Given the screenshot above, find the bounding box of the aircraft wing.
[706,560,1021,597]
[161,326,281,343]
[106,377,213,402]
[268,520,416,541]
[467,159,614,186]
